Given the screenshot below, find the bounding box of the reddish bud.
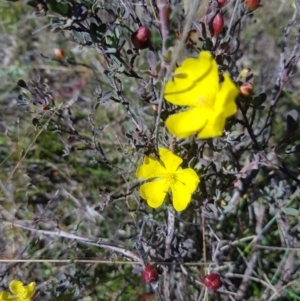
[131,26,152,50]
[217,0,227,8]
[54,48,65,60]
[245,0,260,11]
[152,104,158,111]
[142,265,158,283]
[239,68,251,78]
[239,82,253,96]
[40,104,50,110]
[211,13,224,37]
[203,273,221,291]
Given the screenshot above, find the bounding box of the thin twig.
[4,110,57,187]
[268,278,299,301]
[235,201,265,299]
[157,0,169,55]
[165,205,175,259]
[1,219,142,263]
[226,0,241,37]
[0,259,233,266]
[163,204,175,301]
[225,273,277,293]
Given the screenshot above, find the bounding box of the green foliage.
[1,0,300,301]
[47,0,70,16]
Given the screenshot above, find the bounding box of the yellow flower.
[0,280,36,301]
[136,148,200,211]
[164,51,239,139]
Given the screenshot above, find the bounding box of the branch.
[1,219,142,263]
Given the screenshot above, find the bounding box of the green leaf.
[118,63,125,73]
[205,38,213,51]
[60,18,74,29]
[52,289,77,301]
[91,2,100,13]
[253,93,267,108]
[102,91,112,101]
[287,290,300,300]
[48,0,70,16]
[104,70,115,78]
[115,27,120,39]
[94,103,100,110]
[282,207,299,216]
[104,47,117,54]
[90,23,107,43]
[106,34,114,46]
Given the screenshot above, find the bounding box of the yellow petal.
[178,51,217,83]
[170,180,194,211]
[22,282,36,300]
[136,155,166,179]
[165,51,217,94]
[9,280,35,300]
[0,291,13,301]
[215,73,238,117]
[158,148,182,172]
[165,107,209,138]
[175,168,200,193]
[165,80,218,108]
[164,51,218,107]
[197,113,226,139]
[139,179,169,208]
[9,280,25,296]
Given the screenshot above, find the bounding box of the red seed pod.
[240,82,253,96]
[245,0,260,11]
[211,13,224,37]
[142,265,158,283]
[131,26,152,50]
[203,273,221,291]
[54,48,65,60]
[217,0,227,8]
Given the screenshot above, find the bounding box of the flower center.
[197,93,215,109]
[163,172,177,184]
